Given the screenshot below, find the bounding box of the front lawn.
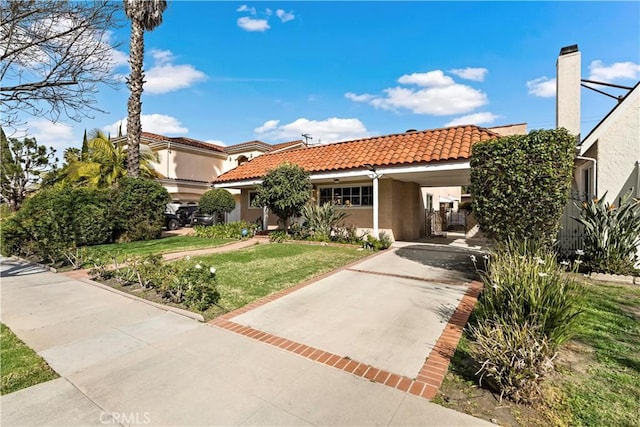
[1,323,58,395]
[86,235,234,264]
[99,242,372,320]
[434,280,640,426]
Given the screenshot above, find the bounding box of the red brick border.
[208,260,483,401]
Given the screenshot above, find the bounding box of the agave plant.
[573,189,640,275]
[301,202,350,241]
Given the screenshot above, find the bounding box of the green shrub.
[269,230,288,243]
[198,189,236,223]
[111,177,169,242]
[301,202,350,241]
[470,128,575,246]
[468,322,555,404]
[574,190,640,275]
[163,260,219,311]
[333,224,366,245]
[363,231,393,251]
[192,221,258,239]
[90,254,219,311]
[1,187,112,263]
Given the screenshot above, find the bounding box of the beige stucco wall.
[152,147,226,182]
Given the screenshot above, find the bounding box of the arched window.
[237,155,249,166]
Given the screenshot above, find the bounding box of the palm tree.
[124,0,167,178]
[60,129,162,189]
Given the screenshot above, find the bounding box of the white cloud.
[345,92,375,102]
[527,76,556,97]
[372,85,487,115]
[26,119,76,152]
[444,112,501,127]
[346,70,488,115]
[237,16,270,32]
[254,119,280,133]
[276,9,295,23]
[107,49,129,71]
[254,117,371,144]
[397,70,455,87]
[588,60,640,82]
[236,5,256,14]
[144,49,206,94]
[105,114,188,136]
[449,67,488,82]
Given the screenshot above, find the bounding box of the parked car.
[190,210,216,226]
[164,212,181,230]
[175,205,199,226]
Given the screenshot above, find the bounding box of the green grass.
[86,235,233,263]
[195,243,370,315]
[561,281,640,426]
[1,323,58,395]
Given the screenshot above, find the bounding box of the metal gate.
[557,191,592,257]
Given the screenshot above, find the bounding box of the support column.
[262,206,268,231]
[372,175,379,238]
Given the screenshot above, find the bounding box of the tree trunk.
[126,17,144,178]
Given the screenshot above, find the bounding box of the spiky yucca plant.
[574,190,640,275]
[301,202,350,241]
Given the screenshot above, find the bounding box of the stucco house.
[213,124,525,241]
[111,132,303,208]
[555,45,640,256]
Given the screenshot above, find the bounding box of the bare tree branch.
[0,0,124,130]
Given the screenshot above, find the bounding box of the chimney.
[556,44,581,139]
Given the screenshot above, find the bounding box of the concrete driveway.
[0,249,490,427]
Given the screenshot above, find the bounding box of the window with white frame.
[319,185,373,207]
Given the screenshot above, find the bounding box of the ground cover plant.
[92,243,371,320]
[1,323,58,395]
[434,280,640,426]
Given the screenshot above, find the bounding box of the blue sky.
[21,1,640,153]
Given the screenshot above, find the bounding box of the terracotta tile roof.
[224,140,273,153]
[270,140,305,151]
[140,132,226,153]
[225,139,304,154]
[214,125,500,183]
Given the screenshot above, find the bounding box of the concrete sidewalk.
[0,255,491,426]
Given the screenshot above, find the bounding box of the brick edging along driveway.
[209,250,483,401]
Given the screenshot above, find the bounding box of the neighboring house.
[213,125,504,241]
[555,44,640,257]
[111,132,302,210]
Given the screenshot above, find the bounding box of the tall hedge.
[470,128,575,245]
[111,177,170,242]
